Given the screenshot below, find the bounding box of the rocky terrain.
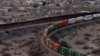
[0,22,63,56]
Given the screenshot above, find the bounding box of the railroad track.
[29,32,63,56]
[0,12,99,31]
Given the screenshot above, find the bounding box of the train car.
[43,36,48,43]
[48,40,54,48]
[58,46,68,55]
[52,43,60,52]
[49,25,54,30]
[93,13,100,19]
[48,24,59,33]
[45,38,50,46]
[75,16,84,23]
[47,25,54,34]
[74,52,86,56]
[58,46,75,56]
[84,15,93,20]
[43,31,47,36]
[58,19,68,27]
[45,29,48,32]
[68,18,76,24]
[53,24,59,30]
[43,29,48,35]
[47,28,52,35]
[58,46,86,56]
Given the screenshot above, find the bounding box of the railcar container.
[58,46,86,56]
[43,31,47,36]
[58,19,68,27]
[70,50,78,56]
[47,29,53,35]
[46,38,50,46]
[84,15,93,20]
[44,28,50,35]
[52,43,60,52]
[48,40,54,48]
[53,24,59,30]
[68,50,86,56]
[58,46,68,55]
[93,13,100,19]
[74,53,86,56]
[43,36,48,43]
[47,24,59,34]
[47,25,54,34]
[49,25,54,30]
[76,16,84,23]
[47,28,51,35]
[68,18,76,24]
[65,49,75,56]
[45,29,48,33]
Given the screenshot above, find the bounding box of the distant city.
[0,0,100,24]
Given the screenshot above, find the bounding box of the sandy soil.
[0,22,62,56]
[62,21,100,56]
[0,33,36,56]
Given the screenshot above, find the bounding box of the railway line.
[0,12,99,31]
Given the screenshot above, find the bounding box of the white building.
[26,0,34,5]
[42,0,54,4]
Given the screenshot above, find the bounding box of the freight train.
[42,13,100,56]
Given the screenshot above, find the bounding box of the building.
[54,0,62,4]
[42,0,54,4]
[95,0,100,5]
